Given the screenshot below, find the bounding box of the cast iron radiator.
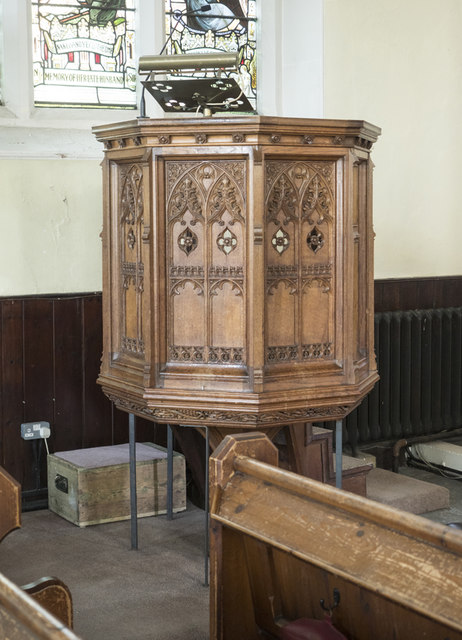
[339,307,462,451]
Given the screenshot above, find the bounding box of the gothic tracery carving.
[209,175,244,225]
[120,164,143,225]
[302,276,331,294]
[267,346,299,362]
[166,160,247,364]
[168,345,244,364]
[118,163,145,358]
[170,279,204,297]
[306,226,325,253]
[302,175,333,225]
[302,343,333,359]
[271,227,290,254]
[265,160,336,363]
[267,174,298,225]
[121,261,144,293]
[216,226,238,255]
[178,226,198,255]
[267,278,298,296]
[209,279,244,297]
[169,346,205,362]
[127,228,136,250]
[169,176,203,223]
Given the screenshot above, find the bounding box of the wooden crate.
[47,443,185,527]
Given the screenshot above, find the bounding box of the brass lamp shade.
[138,52,240,74]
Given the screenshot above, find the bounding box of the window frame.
[0,0,163,135]
[0,0,324,159]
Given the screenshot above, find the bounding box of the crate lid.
[52,443,167,469]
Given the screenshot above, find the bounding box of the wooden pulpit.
[93,116,380,460]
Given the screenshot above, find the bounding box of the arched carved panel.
[266,280,297,354]
[166,160,247,365]
[265,160,336,364]
[301,283,333,350]
[210,280,244,350]
[118,163,145,357]
[171,279,205,348]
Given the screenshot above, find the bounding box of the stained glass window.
[164,0,257,109]
[31,1,136,108]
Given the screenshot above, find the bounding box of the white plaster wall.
[259,0,323,117]
[0,159,103,295]
[324,0,462,278]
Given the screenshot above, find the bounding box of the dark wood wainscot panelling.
[375,276,462,312]
[0,294,159,504]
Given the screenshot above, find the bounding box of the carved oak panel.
[166,160,246,366]
[118,163,145,359]
[265,160,336,363]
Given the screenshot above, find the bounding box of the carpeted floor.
[0,503,209,640]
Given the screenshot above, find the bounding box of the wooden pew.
[0,572,80,640]
[0,466,77,638]
[209,432,462,640]
[0,465,21,542]
[21,578,74,631]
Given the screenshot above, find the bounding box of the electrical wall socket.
[21,421,51,440]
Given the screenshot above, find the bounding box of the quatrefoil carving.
[307,227,324,253]
[217,226,238,255]
[271,227,290,255]
[178,226,198,255]
[127,228,136,250]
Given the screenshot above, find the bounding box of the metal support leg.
[166,423,209,586]
[129,412,138,550]
[167,424,173,521]
[204,426,209,588]
[335,419,343,489]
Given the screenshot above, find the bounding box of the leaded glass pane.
[31,1,136,108]
[164,1,257,109]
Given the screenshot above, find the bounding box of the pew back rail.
[0,572,80,640]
